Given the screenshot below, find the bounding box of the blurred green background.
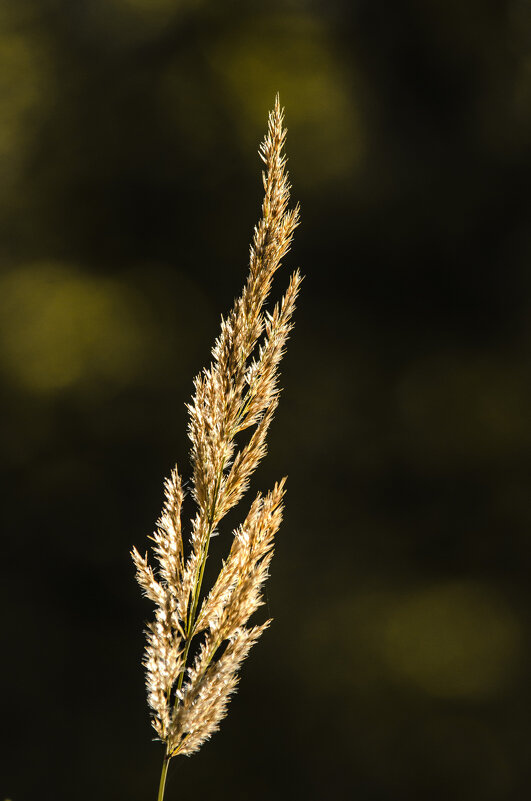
[1,1,531,799]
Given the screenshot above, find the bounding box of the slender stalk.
[169,457,228,724]
[169,399,263,723]
[157,753,170,801]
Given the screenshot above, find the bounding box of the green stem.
[188,453,230,630]
[188,530,211,628]
[157,753,170,801]
[171,460,226,716]
[169,396,252,724]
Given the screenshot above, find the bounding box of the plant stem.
[170,459,227,720]
[157,753,170,801]
[169,399,249,731]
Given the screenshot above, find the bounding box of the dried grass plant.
[132,96,301,801]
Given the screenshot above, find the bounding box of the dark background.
[1,1,531,799]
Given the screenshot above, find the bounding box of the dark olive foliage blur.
[1,1,531,799]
